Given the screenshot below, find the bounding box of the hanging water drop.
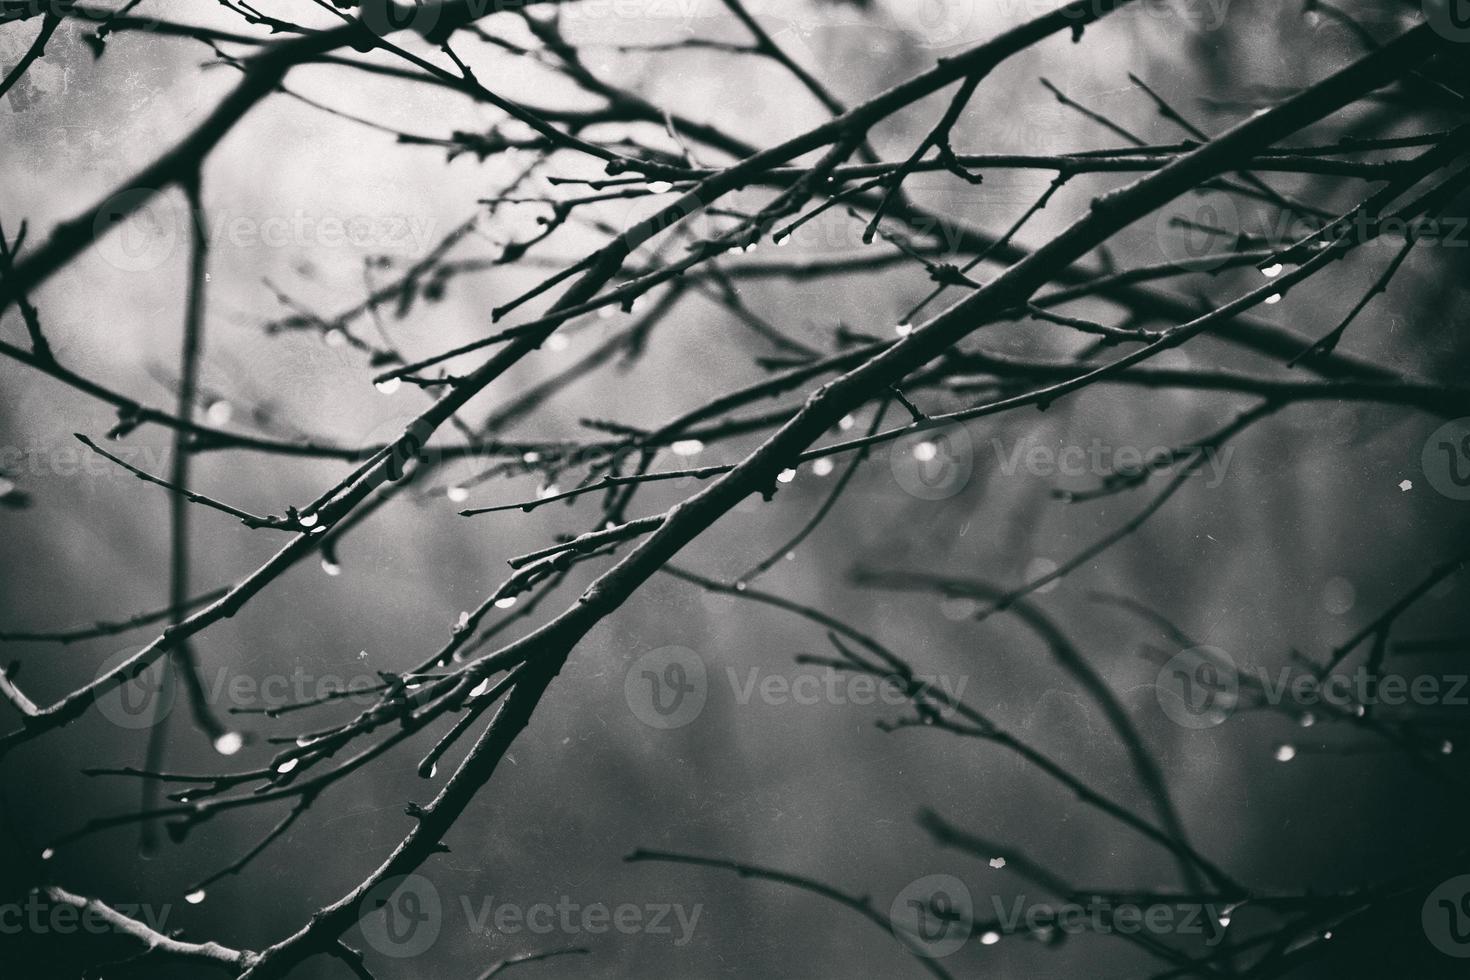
[670,439,704,457]
[213,731,244,756]
[647,180,673,194]
[980,931,1001,946]
[205,401,233,426]
[1274,744,1297,763]
[375,376,402,395]
[275,757,300,775]
[298,512,319,528]
[446,486,470,503]
[1264,293,1282,305]
[494,595,517,609]
[321,558,341,577]
[185,889,206,905]
[776,468,797,484]
[1261,263,1283,278]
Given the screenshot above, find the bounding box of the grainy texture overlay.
[2,1,1469,977]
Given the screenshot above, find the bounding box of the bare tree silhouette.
[2,1,1469,977]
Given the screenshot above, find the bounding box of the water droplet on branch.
[213,731,244,756]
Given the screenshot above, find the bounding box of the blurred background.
[2,0,1469,976]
